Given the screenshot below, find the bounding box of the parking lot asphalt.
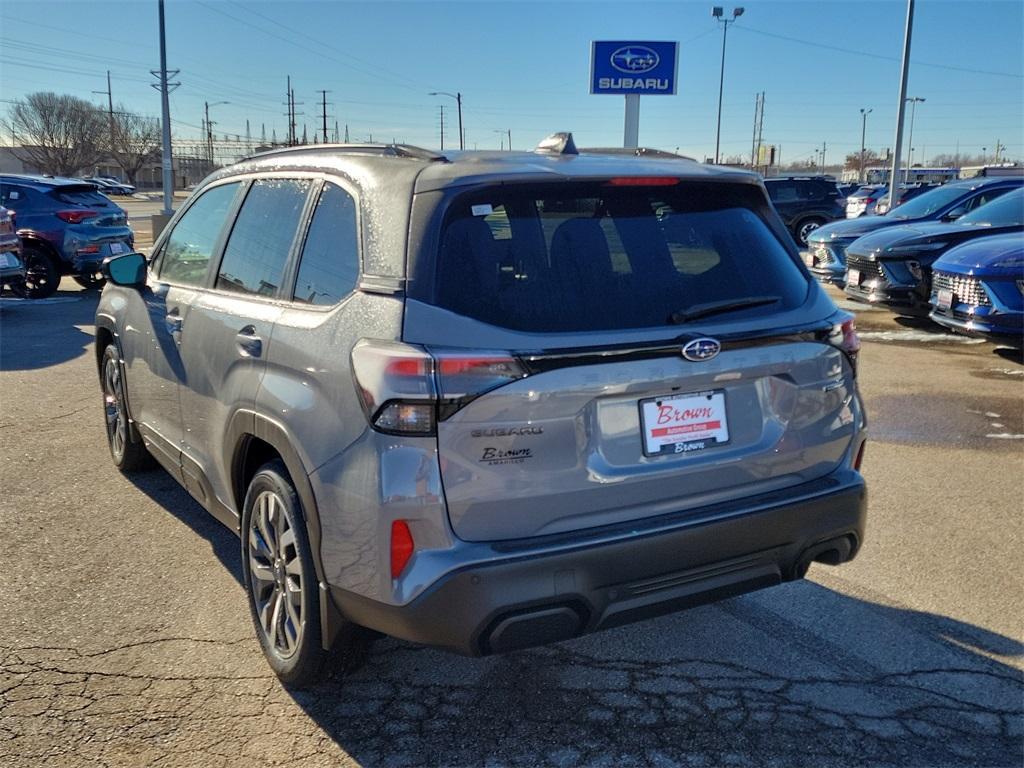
[1,283,1021,768]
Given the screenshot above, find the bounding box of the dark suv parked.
[96,137,867,686]
[0,174,134,298]
[763,176,845,246]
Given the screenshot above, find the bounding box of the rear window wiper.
[668,295,781,324]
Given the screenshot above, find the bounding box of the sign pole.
[624,94,640,149]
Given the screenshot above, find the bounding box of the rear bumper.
[329,468,867,656]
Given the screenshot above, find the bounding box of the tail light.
[56,210,99,224]
[604,177,680,187]
[853,441,866,472]
[826,313,860,375]
[351,340,527,435]
[390,520,415,578]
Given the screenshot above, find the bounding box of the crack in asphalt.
[1,636,1020,768]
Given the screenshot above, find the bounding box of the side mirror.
[101,252,147,288]
[942,206,967,222]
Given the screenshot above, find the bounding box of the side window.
[966,189,1007,211]
[292,183,359,306]
[215,178,311,297]
[160,182,241,286]
[768,183,798,203]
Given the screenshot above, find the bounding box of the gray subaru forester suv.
[96,135,867,686]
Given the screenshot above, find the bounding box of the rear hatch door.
[405,178,859,542]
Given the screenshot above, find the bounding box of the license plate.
[936,288,954,311]
[803,252,815,267]
[640,390,730,457]
[109,242,127,255]
[848,269,861,286]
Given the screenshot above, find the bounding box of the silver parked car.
[95,136,868,686]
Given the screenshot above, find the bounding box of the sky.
[0,0,1022,166]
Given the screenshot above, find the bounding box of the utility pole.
[889,0,915,206]
[344,124,349,143]
[859,108,872,183]
[152,0,178,217]
[334,120,339,142]
[508,129,512,151]
[820,142,826,174]
[93,70,116,172]
[904,96,925,181]
[750,92,761,168]
[205,101,212,163]
[439,105,445,151]
[756,91,765,170]
[245,119,251,155]
[318,90,330,143]
[993,139,1003,164]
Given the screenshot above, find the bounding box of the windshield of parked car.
[957,188,1024,227]
[888,185,968,219]
[430,181,808,332]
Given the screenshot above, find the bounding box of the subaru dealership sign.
[590,41,679,95]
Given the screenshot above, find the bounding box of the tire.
[241,460,329,687]
[10,245,59,299]
[100,344,152,472]
[795,217,825,247]
[73,274,106,290]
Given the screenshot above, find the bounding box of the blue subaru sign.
[591,41,679,95]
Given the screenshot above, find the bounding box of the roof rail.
[239,143,447,164]
[581,147,695,161]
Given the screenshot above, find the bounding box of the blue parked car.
[805,176,1023,286]
[843,188,1024,311]
[929,232,1024,344]
[0,174,134,298]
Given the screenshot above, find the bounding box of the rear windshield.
[49,188,112,207]
[429,181,807,332]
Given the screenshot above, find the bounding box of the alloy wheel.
[247,490,304,658]
[102,355,127,461]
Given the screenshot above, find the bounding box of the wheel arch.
[227,411,343,650]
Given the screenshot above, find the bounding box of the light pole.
[429,91,463,150]
[904,96,925,181]
[888,0,915,208]
[712,6,744,164]
[859,108,872,183]
[205,100,229,166]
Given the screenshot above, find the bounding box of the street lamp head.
[712,6,723,17]
[733,7,744,17]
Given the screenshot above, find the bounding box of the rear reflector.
[853,441,866,471]
[390,520,414,578]
[605,177,679,187]
[827,314,860,374]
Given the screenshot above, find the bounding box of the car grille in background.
[932,271,992,307]
[846,255,885,282]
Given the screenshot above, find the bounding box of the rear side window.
[160,182,241,286]
[216,179,311,297]
[430,181,807,332]
[292,182,359,306]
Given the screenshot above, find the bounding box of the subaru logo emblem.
[610,46,660,74]
[682,338,721,362]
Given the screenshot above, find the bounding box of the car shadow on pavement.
[124,465,243,585]
[0,287,100,371]
[286,581,1023,768]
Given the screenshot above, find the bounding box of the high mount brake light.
[604,177,680,187]
[351,340,527,435]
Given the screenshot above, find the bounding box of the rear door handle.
[236,325,263,358]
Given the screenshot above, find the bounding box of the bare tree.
[109,106,161,186]
[5,92,106,176]
[844,149,880,170]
